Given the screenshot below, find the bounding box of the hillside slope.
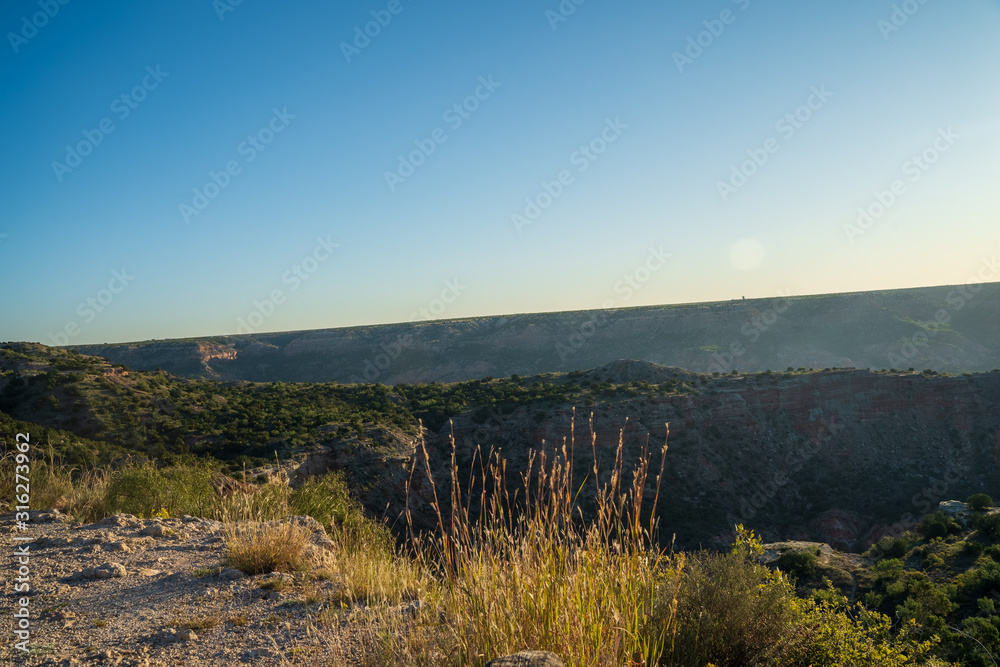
[5,344,999,553]
[68,281,1000,384]
[398,363,1000,552]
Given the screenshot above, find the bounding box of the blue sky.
[1,0,998,345]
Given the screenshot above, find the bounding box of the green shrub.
[958,560,1000,602]
[777,549,819,579]
[893,577,956,630]
[290,471,391,553]
[668,538,802,666]
[817,566,855,593]
[103,462,218,518]
[973,513,1000,541]
[791,595,937,666]
[959,616,1000,666]
[968,494,994,512]
[873,558,905,582]
[662,536,935,667]
[873,533,919,559]
[922,553,945,570]
[960,540,985,557]
[919,512,962,540]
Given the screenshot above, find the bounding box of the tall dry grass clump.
[222,515,313,575]
[220,469,313,575]
[319,532,426,607]
[218,468,424,601]
[0,448,110,520]
[381,411,681,666]
[292,470,426,606]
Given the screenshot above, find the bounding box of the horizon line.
[38,278,999,349]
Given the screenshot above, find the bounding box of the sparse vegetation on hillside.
[0,343,706,475]
[67,281,1000,383]
[6,342,1000,664]
[968,493,994,512]
[756,509,1000,666]
[1,430,966,666]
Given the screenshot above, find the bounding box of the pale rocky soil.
[1,510,395,666]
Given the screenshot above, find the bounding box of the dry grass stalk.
[384,413,680,666]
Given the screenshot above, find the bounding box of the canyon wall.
[71,282,1000,384]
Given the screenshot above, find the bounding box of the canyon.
[294,361,1000,552]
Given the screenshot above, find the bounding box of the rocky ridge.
[70,281,1000,384]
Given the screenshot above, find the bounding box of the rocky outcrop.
[68,340,240,378]
[292,425,421,536]
[210,471,254,498]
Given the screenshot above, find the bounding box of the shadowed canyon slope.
[374,363,1000,552]
[70,282,1000,384]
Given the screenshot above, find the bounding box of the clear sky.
[1,0,998,345]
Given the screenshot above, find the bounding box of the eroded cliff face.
[70,341,240,378]
[71,282,1000,384]
[295,367,1000,552]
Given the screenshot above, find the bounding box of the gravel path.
[2,511,381,666]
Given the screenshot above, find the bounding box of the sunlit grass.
[363,411,679,666]
[6,412,944,667]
